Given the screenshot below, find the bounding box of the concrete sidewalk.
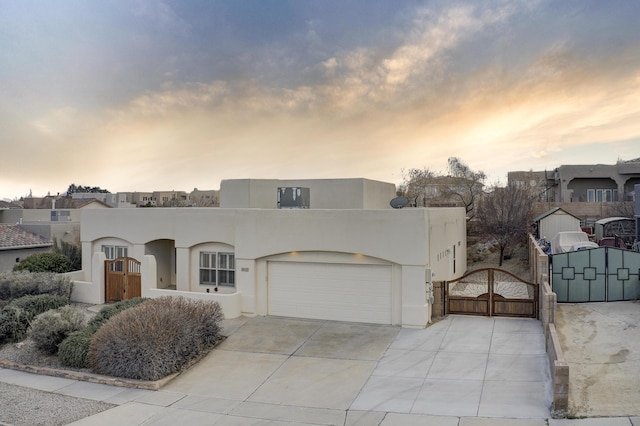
[0,315,639,425]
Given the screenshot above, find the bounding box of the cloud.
[3,0,640,198]
[130,0,192,35]
[100,1,526,122]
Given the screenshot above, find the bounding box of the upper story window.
[200,252,235,286]
[50,210,71,222]
[587,189,618,202]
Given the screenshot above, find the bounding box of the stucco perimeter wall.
[533,201,630,223]
[529,234,568,417]
[219,178,397,209]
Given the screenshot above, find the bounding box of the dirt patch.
[466,242,531,281]
[555,302,640,417]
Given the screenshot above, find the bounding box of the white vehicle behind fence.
[551,231,597,254]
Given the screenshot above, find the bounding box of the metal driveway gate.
[445,268,538,318]
[550,247,640,302]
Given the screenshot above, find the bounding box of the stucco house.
[510,158,640,203]
[0,225,53,272]
[0,202,110,250]
[69,178,467,328]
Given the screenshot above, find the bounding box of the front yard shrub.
[30,306,86,355]
[88,296,224,380]
[58,298,148,369]
[58,326,98,368]
[53,239,82,271]
[13,252,73,273]
[0,310,27,344]
[87,298,148,329]
[0,294,69,343]
[0,272,73,301]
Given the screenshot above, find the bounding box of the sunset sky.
[1,0,639,200]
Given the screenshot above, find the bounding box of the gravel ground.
[0,304,114,426]
[0,381,115,426]
[0,303,95,371]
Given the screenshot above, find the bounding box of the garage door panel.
[268,262,392,324]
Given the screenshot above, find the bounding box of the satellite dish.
[390,196,409,209]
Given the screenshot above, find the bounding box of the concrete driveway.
[161,314,552,422]
[1,315,553,425]
[556,301,640,417]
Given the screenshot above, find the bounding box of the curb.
[0,359,178,390]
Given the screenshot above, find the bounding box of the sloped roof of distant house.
[0,200,21,209]
[532,207,581,224]
[0,225,52,250]
[53,198,112,209]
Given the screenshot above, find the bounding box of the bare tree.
[476,182,534,266]
[399,167,438,207]
[605,201,635,218]
[190,194,219,207]
[442,157,486,220]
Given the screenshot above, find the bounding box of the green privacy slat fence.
[550,247,640,302]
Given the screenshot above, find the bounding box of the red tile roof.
[0,225,52,250]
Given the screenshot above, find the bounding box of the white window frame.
[588,188,616,203]
[102,245,128,260]
[199,252,235,287]
[51,210,71,222]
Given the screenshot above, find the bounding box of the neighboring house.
[0,200,21,210]
[0,207,85,248]
[71,192,115,205]
[189,188,219,207]
[510,158,640,203]
[129,192,155,207]
[153,190,189,207]
[74,190,218,208]
[532,208,582,241]
[71,178,467,328]
[0,224,53,272]
[52,198,112,210]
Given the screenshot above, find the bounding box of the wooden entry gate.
[445,268,538,318]
[105,257,141,302]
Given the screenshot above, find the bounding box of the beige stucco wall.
[219,178,397,209]
[0,246,52,272]
[78,206,467,327]
[425,208,468,282]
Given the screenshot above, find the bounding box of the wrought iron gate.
[445,268,538,318]
[105,257,142,302]
[550,247,640,302]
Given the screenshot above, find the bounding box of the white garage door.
[268,261,392,324]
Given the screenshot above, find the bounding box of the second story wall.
[220,178,397,209]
